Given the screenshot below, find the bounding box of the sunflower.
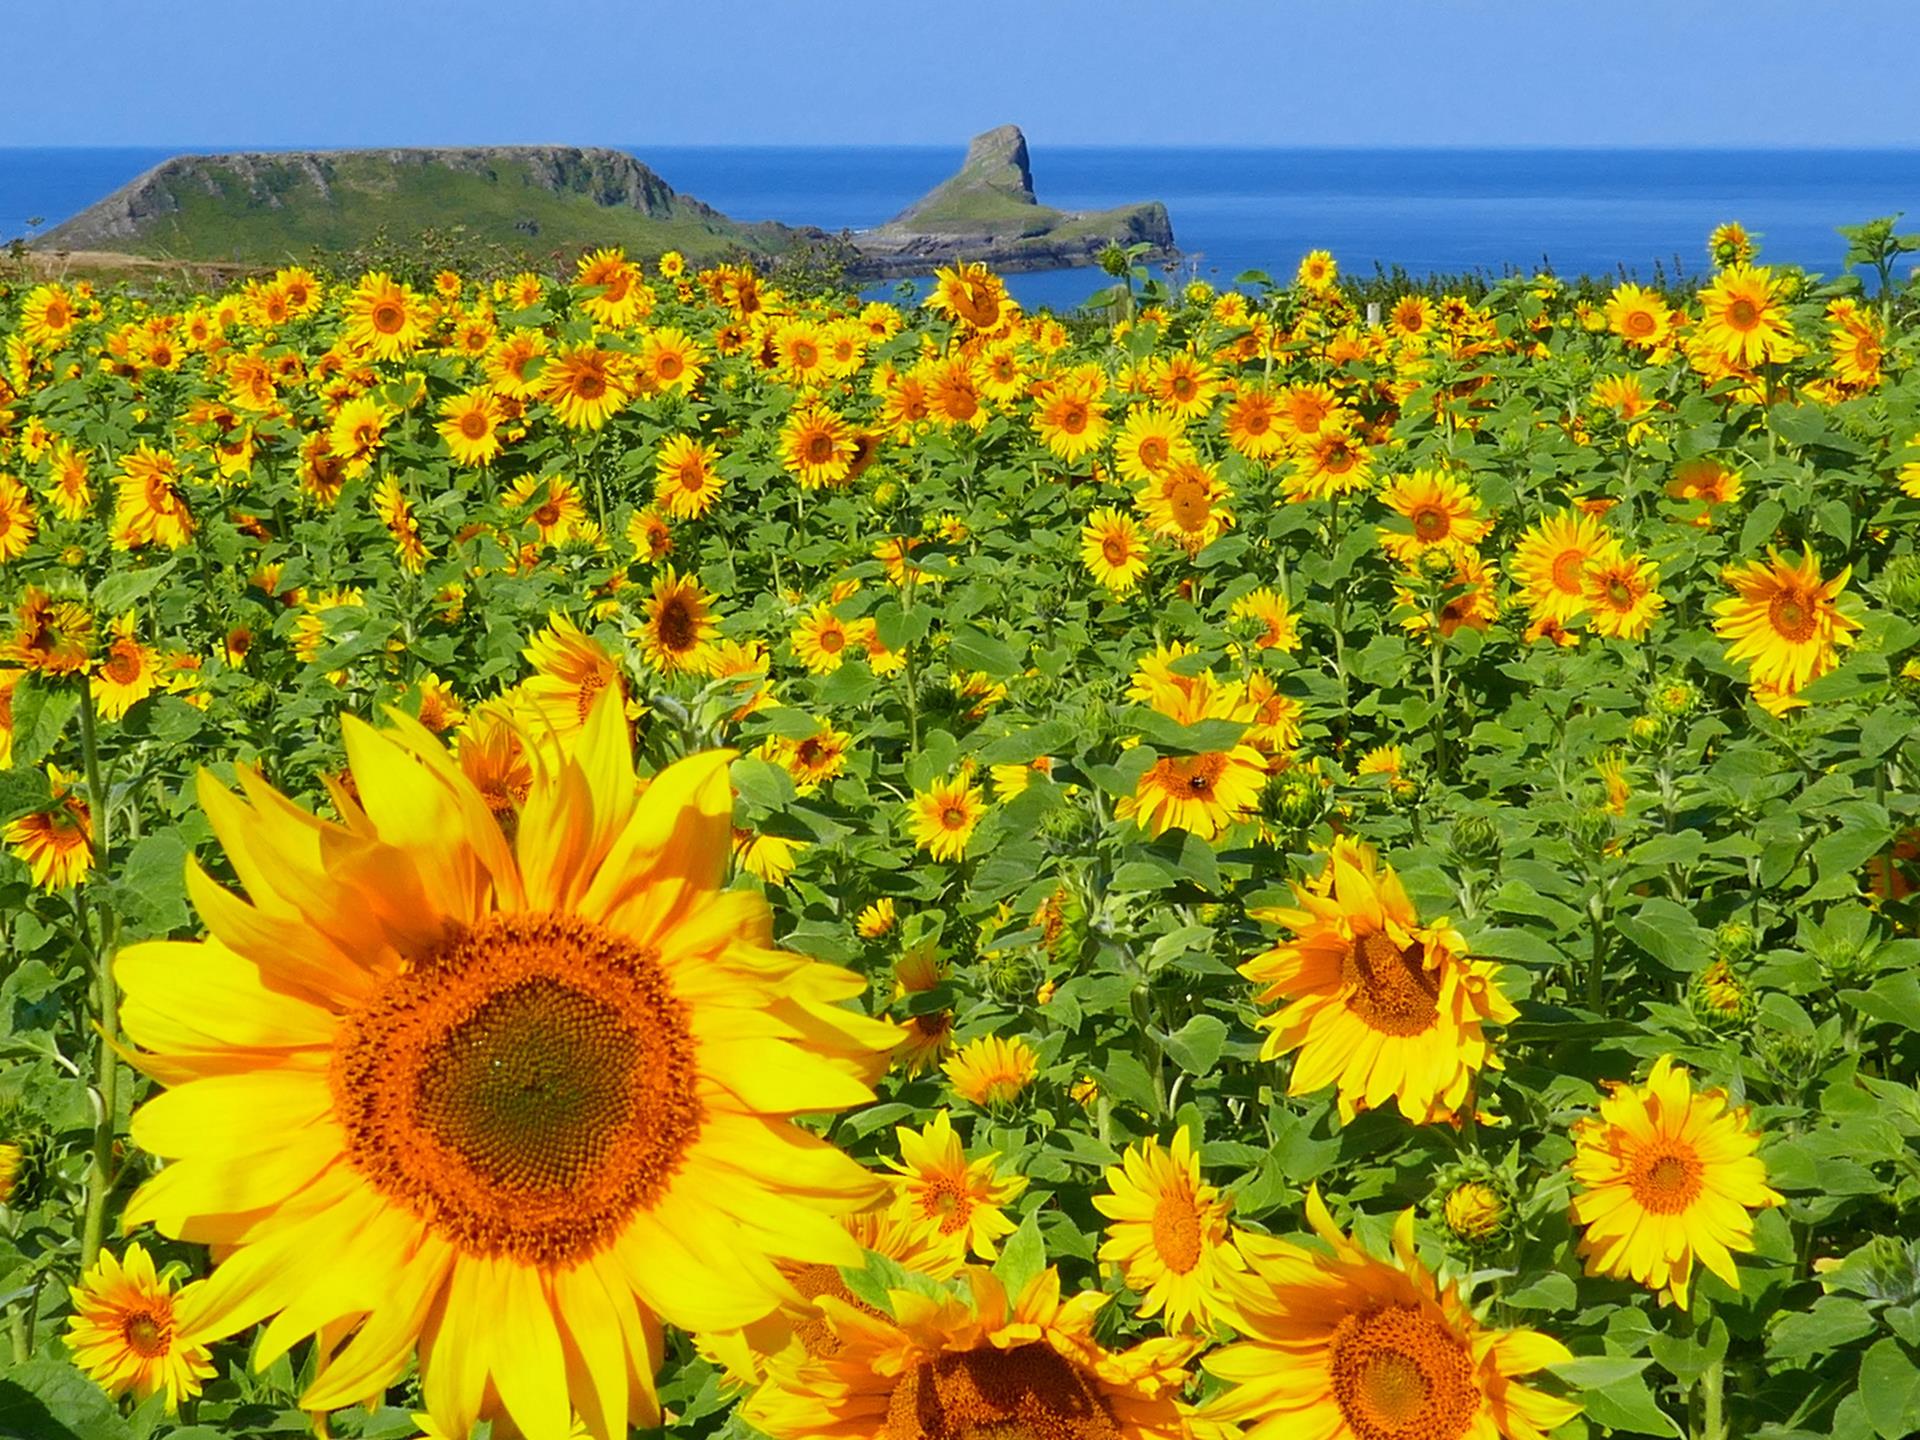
[1395,552,1499,643]
[541,345,629,431]
[343,272,426,360]
[1229,587,1300,652]
[1712,546,1860,700]
[20,284,79,351]
[1709,221,1756,267]
[1113,407,1192,486]
[745,1265,1194,1440]
[782,402,857,488]
[773,724,851,794]
[327,396,391,480]
[1274,383,1344,444]
[929,262,1011,332]
[1390,295,1435,340]
[113,444,194,550]
[1286,426,1375,502]
[943,1034,1038,1108]
[4,586,94,675]
[507,474,586,546]
[1240,837,1516,1124]
[1695,264,1794,368]
[4,766,93,891]
[1510,509,1612,626]
[1296,250,1338,291]
[792,603,867,675]
[735,827,805,886]
[1604,283,1672,349]
[1376,470,1493,567]
[638,565,719,675]
[1581,550,1664,641]
[44,439,93,520]
[116,695,898,1440]
[574,247,647,328]
[909,775,986,862]
[1356,744,1416,797]
[1093,1127,1241,1334]
[775,320,831,387]
[638,327,704,394]
[1152,352,1217,419]
[0,472,37,561]
[975,341,1024,401]
[374,475,430,574]
[1203,1189,1578,1440]
[66,1243,214,1412]
[886,1110,1029,1263]
[1080,509,1151,596]
[857,899,898,940]
[521,612,626,738]
[627,508,674,563]
[1034,380,1109,463]
[1121,739,1267,841]
[436,391,504,467]
[896,1010,956,1079]
[654,434,725,520]
[1569,1055,1782,1307]
[488,328,551,397]
[924,356,988,428]
[94,612,161,720]
[1223,386,1288,461]
[1136,458,1234,555]
[1666,457,1743,522]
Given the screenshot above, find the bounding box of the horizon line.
[5,141,1920,154]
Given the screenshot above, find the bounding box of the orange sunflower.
[1712,546,1860,704]
[1093,1127,1242,1334]
[1240,837,1516,1124]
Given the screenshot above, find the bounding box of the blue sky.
[5,0,1919,150]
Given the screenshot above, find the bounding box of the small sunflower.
[1581,550,1664,641]
[66,1243,214,1412]
[1510,508,1612,627]
[1712,546,1859,701]
[886,1110,1029,1263]
[943,1034,1039,1108]
[1093,1127,1242,1334]
[638,565,719,675]
[4,766,93,891]
[1376,470,1493,567]
[436,391,504,467]
[343,272,426,360]
[909,775,986,862]
[781,402,857,488]
[1569,1055,1782,1306]
[654,434,725,519]
[1080,508,1151,595]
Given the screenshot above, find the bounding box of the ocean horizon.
[5,144,1918,309]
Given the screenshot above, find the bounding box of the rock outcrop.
[848,125,1175,276]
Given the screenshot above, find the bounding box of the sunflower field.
[0,222,1917,1440]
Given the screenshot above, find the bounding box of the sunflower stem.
[77,677,121,1271]
[1700,1354,1726,1440]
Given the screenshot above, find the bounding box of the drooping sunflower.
[1604,283,1672,349]
[1709,221,1756,267]
[654,434,725,520]
[745,1266,1195,1440]
[113,444,195,550]
[1695,263,1794,368]
[886,1109,1029,1263]
[117,695,899,1440]
[1665,457,1743,522]
[66,1243,214,1413]
[3,587,94,676]
[1240,837,1516,1124]
[638,565,719,675]
[343,272,427,360]
[1080,508,1151,596]
[1510,509,1612,627]
[1569,1055,1782,1307]
[1712,546,1860,701]
[1136,458,1234,555]
[1203,1189,1578,1440]
[574,247,647,328]
[1581,550,1664,641]
[909,775,986,862]
[1229,587,1300,653]
[1093,1127,1242,1334]
[782,402,857,488]
[1376,470,1493,567]
[521,612,626,738]
[943,1034,1038,1108]
[541,344,629,431]
[928,262,1011,332]
[436,391,504,468]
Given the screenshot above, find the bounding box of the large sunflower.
[885,1109,1028,1263]
[1711,546,1859,700]
[1093,1127,1242,1334]
[1510,509,1612,627]
[637,565,719,676]
[654,434,725,520]
[117,694,899,1440]
[1375,470,1492,568]
[1569,1056,1782,1307]
[1694,263,1794,368]
[744,1266,1196,1440]
[541,345,629,431]
[343,272,427,361]
[1240,837,1515,1124]
[1203,1190,1578,1440]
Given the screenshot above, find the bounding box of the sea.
[5,145,1918,310]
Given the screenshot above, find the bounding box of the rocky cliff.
[848,125,1175,276]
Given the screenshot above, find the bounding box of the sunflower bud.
[1651,678,1699,718]
[1689,957,1752,1030]
[1097,243,1130,278]
[1570,805,1615,856]
[1714,919,1758,964]
[1441,1180,1509,1245]
[1879,556,1920,615]
[1449,814,1502,868]
[1261,768,1326,833]
[871,480,899,509]
[1628,714,1665,750]
[1417,546,1457,581]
